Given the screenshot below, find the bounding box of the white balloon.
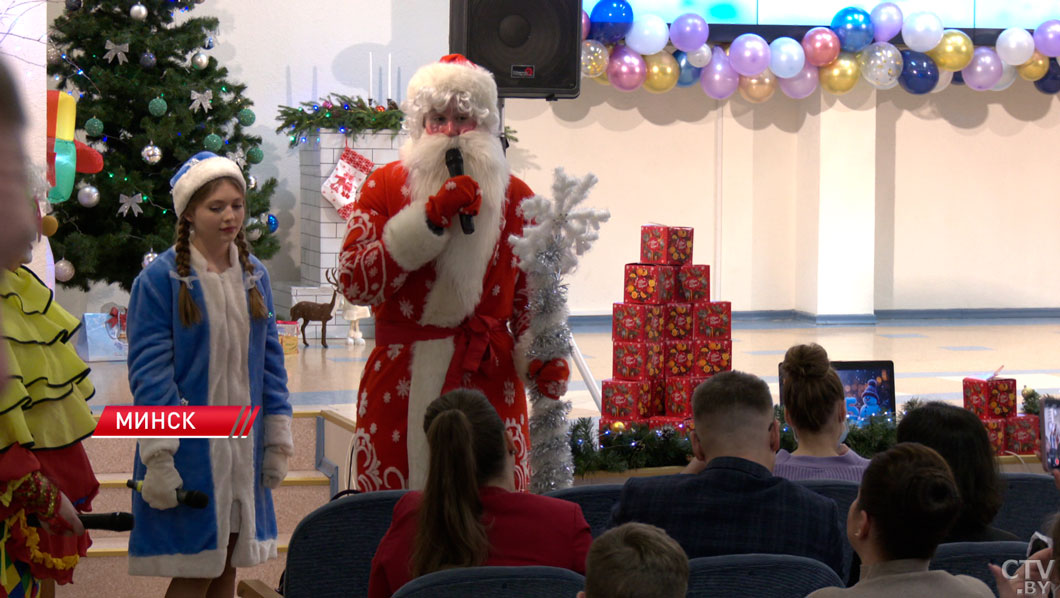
[686,43,713,68]
[769,37,805,79]
[992,63,1018,90]
[931,69,954,93]
[995,27,1036,66]
[902,12,944,53]
[625,14,670,56]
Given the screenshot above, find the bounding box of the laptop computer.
[778,360,896,426]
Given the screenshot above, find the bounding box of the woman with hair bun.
[775,343,869,481]
[368,389,591,597]
[808,443,994,597]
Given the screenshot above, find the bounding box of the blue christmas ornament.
[266,213,278,233]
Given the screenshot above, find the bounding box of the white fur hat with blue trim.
[170,151,245,217]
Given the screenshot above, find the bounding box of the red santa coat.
[338,161,534,492]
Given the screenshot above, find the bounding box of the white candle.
[387,53,392,101]
[368,51,373,104]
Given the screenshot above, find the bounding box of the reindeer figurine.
[290,268,340,348]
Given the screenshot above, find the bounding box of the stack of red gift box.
[963,375,1038,455]
[600,225,733,435]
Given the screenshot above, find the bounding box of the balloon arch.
[581,1,1060,102]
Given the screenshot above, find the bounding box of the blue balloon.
[266,213,279,233]
[830,7,874,53]
[898,50,939,94]
[1034,58,1060,94]
[672,50,702,87]
[589,0,634,44]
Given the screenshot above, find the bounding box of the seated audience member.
[991,470,1060,598]
[809,442,994,597]
[368,389,592,597]
[896,402,1018,542]
[775,343,870,482]
[579,522,688,598]
[610,370,846,577]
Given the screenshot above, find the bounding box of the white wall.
[7,0,46,166]
[38,0,1060,316]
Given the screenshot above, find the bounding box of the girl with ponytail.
[368,389,592,597]
[126,152,292,598]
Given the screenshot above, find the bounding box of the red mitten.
[529,358,570,400]
[425,175,481,228]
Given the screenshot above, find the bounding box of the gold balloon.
[926,30,974,72]
[40,215,58,237]
[581,40,609,78]
[642,51,680,93]
[1018,50,1049,81]
[738,70,776,103]
[819,53,860,95]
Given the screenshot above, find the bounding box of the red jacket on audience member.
[368,486,592,597]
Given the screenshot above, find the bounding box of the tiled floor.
[87,317,1060,419]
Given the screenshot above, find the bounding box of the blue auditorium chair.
[391,565,585,597]
[545,483,624,538]
[994,472,1060,540]
[930,540,1028,595]
[686,553,843,598]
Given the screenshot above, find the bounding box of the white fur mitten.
[261,447,289,489]
[141,452,183,510]
[261,415,294,490]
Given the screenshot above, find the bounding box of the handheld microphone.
[26,512,134,531]
[444,148,474,235]
[126,479,210,509]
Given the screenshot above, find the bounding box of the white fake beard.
[399,129,510,214]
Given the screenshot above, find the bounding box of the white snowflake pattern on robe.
[505,416,530,490]
[358,390,368,417]
[504,380,516,406]
[396,378,411,398]
[398,299,414,318]
[386,344,404,360]
[383,391,392,404]
[353,430,407,491]
[392,429,401,442]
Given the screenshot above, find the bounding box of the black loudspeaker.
[450,0,581,100]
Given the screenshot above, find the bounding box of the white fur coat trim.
[405,338,454,490]
[264,414,294,456]
[128,538,277,578]
[382,203,449,272]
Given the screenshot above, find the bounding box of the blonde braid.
[235,229,268,319]
[175,218,202,327]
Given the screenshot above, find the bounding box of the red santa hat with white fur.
[402,54,500,139]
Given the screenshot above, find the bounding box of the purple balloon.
[961,47,1004,91]
[582,10,590,41]
[870,2,903,42]
[779,62,819,99]
[670,13,709,53]
[700,46,739,99]
[1034,20,1060,57]
[729,33,771,76]
[607,45,647,92]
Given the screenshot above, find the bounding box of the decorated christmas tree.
[48,0,279,291]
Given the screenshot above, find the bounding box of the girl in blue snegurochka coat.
[126,152,293,598]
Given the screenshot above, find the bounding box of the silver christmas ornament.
[130,3,148,21]
[141,143,163,165]
[246,227,262,241]
[140,51,156,69]
[247,175,257,190]
[54,259,75,282]
[191,52,209,70]
[203,36,215,50]
[141,249,159,269]
[47,46,62,65]
[77,185,100,207]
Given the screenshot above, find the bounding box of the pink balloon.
[607,45,648,92]
[961,47,1004,91]
[700,46,739,99]
[802,27,841,67]
[779,62,819,99]
[582,10,590,41]
[729,33,771,76]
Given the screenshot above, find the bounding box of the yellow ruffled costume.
[0,266,99,589]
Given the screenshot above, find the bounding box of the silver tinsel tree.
[510,169,609,493]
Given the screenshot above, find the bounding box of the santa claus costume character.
[126,153,293,598]
[338,55,570,492]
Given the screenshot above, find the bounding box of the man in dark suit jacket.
[610,371,846,577]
